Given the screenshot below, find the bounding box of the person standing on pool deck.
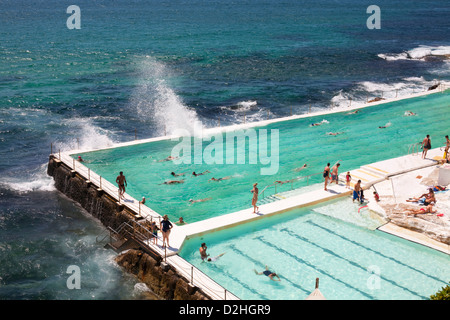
[116,171,127,200]
[444,135,450,159]
[422,135,431,159]
[160,215,173,248]
[345,171,352,189]
[330,163,340,185]
[353,180,362,203]
[323,163,330,191]
[251,183,259,213]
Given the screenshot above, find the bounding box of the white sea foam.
[59,117,116,152]
[129,56,201,136]
[236,100,258,111]
[0,163,55,193]
[329,76,441,111]
[378,45,450,61]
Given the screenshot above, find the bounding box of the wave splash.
[378,45,450,61]
[0,163,55,193]
[129,56,200,136]
[329,76,444,110]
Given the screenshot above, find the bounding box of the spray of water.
[129,56,201,136]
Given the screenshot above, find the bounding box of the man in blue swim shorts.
[353,180,362,203]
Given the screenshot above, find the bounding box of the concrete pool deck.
[164,147,449,254]
[57,145,448,256]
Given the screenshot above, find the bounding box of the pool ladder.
[407,142,422,156]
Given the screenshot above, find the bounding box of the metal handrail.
[260,171,323,199]
[408,142,422,156]
[260,160,343,199]
[53,152,162,222]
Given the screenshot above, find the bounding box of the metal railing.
[52,151,162,222]
[408,142,422,156]
[260,172,323,199]
[260,160,343,200]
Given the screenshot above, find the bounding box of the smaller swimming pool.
[178,198,449,300]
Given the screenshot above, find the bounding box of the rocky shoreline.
[47,155,211,300]
[369,166,450,247]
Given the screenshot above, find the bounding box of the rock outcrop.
[115,249,209,300]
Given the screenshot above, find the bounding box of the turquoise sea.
[0,0,449,299]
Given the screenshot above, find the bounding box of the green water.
[75,91,450,223]
[178,199,450,300]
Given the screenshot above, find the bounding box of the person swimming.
[310,119,329,127]
[293,163,307,172]
[189,197,212,203]
[161,180,184,185]
[192,170,211,176]
[171,171,185,177]
[326,132,344,136]
[209,176,231,182]
[254,265,281,282]
[379,122,392,129]
[158,155,179,162]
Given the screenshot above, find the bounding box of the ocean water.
[0,0,449,299]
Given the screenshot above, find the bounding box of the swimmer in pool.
[378,122,391,129]
[192,170,211,176]
[161,180,184,185]
[158,155,179,162]
[275,179,294,185]
[171,171,185,177]
[293,163,307,172]
[209,176,231,182]
[326,132,344,136]
[207,253,226,262]
[254,265,281,281]
[189,197,212,203]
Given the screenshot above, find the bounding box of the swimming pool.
[178,198,450,300]
[74,91,450,223]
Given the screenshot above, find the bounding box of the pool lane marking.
[206,261,269,300]
[229,244,311,296]
[254,235,375,299]
[306,220,448,286]
[281,225,429,299]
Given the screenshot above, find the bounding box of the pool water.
[178,199,450,300]
[75,91,450,222]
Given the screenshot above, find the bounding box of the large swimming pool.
[178,198,450,300]
[74,91,450,222]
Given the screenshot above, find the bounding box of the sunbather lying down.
[404,204,437,215]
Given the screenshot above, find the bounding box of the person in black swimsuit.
[160,215,173,248]
[323,163,330,191]
[254,265,281,281]
[422,134,431,159]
